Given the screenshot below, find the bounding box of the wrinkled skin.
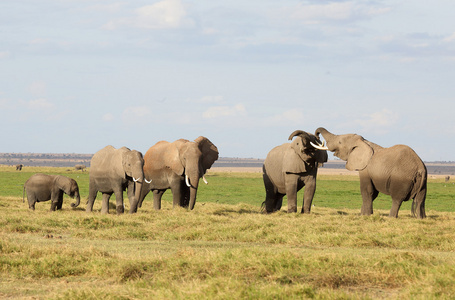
[86,145,145,214]
[131,136,219,212]
[262,130,327,213]
[23,173,81,211]
[315,127,427,218]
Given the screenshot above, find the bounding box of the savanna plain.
[1,165,455,299]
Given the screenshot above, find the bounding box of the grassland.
[1,165,455,299]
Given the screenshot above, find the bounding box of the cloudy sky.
[1,0,454,161]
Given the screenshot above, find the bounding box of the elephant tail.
[411,169,427,219]
[22,185,26,203]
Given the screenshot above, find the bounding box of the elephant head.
[314,127,374,171]
[122,149,145,207]
[167,136,219,210]
[288,130,328,170]
[55,175,81,208]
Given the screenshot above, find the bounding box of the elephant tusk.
[202,175,208,185]
[185,174,191,187]
[310,141,329,150]
[145,178,152,184]
[133,177,140,182]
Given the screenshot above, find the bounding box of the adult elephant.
[86,145,145,214]
[23,173,81,211]
[74,164,86,171]
[314,127,427,218]
[262,130,328,214]
[131,136,219,212]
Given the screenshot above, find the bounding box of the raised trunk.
[315,127,334,140]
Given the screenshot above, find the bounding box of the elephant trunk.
[186,173,200,210]
[315,127,336,150]
[129,167,144,213]
[315,127,334,140]
[71,191,81,208]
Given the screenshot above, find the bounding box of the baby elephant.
[23,173,81,211]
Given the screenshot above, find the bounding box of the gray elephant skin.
[131,136,219,212]
[315,127,427,218]
[86,145,145,214]
[23,173,81,211]
[262,130,328,213]
[74,164,86,171]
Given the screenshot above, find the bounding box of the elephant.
[262,130,328,214]
[130,136,219,212]
[314,127,427,218]
[86,145,145,214]
[74,164,86,171]
[23,173,81,211]
[16,164,23,171]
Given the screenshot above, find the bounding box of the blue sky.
[1,0,454,161]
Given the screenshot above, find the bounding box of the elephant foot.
[116,205,124,214]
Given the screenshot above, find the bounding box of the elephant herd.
[23,128,428,219]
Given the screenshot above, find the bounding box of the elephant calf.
[23,173,81,211]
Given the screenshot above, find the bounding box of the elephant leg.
[301,177,316,214]
[114,189,125,214]
[285,175,298,213]
[262,172,282,213]
[50,191,62,211]
[359,174,377,215]
[86,183,98,213]
[274,196,283,211]
[101,193,112,214]
[153,190,165,210]
[27,195,36,210]
[180,185,190,208]
[56,191,64,210]
[389,197,403,218]
[127,180,135,207]
[170,181,182,208]
[412,189,427,219]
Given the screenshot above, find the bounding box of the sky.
[1,0,455,161]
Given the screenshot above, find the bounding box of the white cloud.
[122,106,152,124]
[103,0,193,30]
[87,3,124,13]
[269,110,304,125]
[28,81,47,97]
[103,113,114,122]
[354,109,398,135]
[26,99,54,110]
[0,51,10,59]
[195,95,224,104]
[443,32,455,42]
[287,2,391,24]
[203,104,246,119]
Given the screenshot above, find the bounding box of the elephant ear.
[315,149,328,167]
[284,138,308,173]
[346,139,373,171]
[195,136,219,172]
[165,142,185,176]
[55,176,72,196]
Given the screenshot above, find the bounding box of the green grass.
[1,165,455,299]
